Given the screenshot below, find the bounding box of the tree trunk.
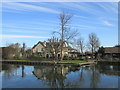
[60,21,64,61]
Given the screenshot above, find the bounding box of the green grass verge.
[3,59,88,63]
[58,60,88,63]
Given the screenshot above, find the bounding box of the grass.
[58,60,88,63]
[3,59,88,63]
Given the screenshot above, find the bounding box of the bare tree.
[48,37,61,60]
[9,43,21,58]
[53,12,78,60]
[77,37,85,54]
[26,48,32,58]
[88,33,100,57]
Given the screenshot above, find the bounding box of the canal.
[1,63,120,88]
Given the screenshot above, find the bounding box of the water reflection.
[22,65,25,78]
[96,64,120,76]
[90,65,100,88]
[32,65,80,88]
[1,63,119,88]
[32,64,119,88]
[2,64,20,80]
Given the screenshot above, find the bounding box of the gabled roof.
[32,41,78,53]
[104,47,120,54]
[32,41,44,49]
[32,41,61,49]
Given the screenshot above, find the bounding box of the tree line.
[2,12,100,60]
[2,43,32,60]
[47,12,100,60]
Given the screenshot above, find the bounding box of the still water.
[1,63,120,88]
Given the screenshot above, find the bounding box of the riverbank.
[1,59,97,66]
[1,62,119,88]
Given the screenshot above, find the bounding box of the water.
[1,63,120,88]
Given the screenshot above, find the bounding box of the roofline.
[32,41,41,49]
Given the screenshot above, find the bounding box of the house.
[85,51,93,59]
[67,47,80,59]
[104,46,120,58]
[32,41,67,58]
[32,41,46,57]
[32,41,79,59]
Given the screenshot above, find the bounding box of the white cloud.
[1,35,50,38]
[2,2,60,14]
[103,21,114,26]
[3,29,41,33]
[74,15,88,19]
[2,0,119,2]
[56,2,107,16]
[2,23,57,31]
[96,2,118,14]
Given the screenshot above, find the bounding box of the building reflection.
[1,63,119,88]
[96,64,120,76]
[32,64,120,88]
[32,64,80,88]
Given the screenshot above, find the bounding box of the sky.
[1,2,118,48]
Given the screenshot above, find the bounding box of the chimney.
[43,41,46,47]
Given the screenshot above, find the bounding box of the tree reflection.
[65,66,85,88]
[90,65,100,88]
[1,63,119,88]
[79,66,84,84]
[2,64,20,79]
[22,65,25,79]
[32,64,80,88]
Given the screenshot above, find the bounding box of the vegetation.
[2,43,21,59]
[58,60,88,63]
[47,37,61,60]
[76,36,85,54]
[53,12,78,60]
[88,33,100,56]
[3,59,88,63]
[2,43,32,60]
[2,11,119,62]
[98,46,105,59]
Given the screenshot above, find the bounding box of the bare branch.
[88,33,100,55]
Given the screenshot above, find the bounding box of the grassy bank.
[2,59,88,63]
[58,60,88,63]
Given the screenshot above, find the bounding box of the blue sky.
[1,2,118,48]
